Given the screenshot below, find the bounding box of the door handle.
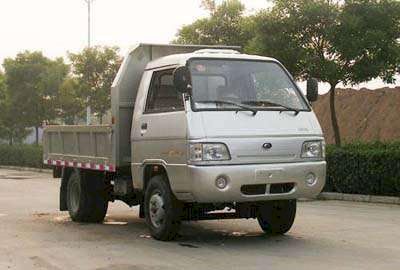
[140,123,148,136]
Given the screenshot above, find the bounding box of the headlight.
[189,143,231,162]
[301,140,325,159]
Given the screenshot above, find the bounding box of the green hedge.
[0,144,44,168]
[325,142,400,197]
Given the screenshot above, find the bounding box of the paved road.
[0,168,399,270]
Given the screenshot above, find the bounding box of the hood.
[188,110,324,164]
[193,110,322,138]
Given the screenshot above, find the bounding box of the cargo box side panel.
[43,125,115,172]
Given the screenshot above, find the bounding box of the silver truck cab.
[129,48,325,240]
[131,49,325,202]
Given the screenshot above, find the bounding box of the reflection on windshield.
[189,60,308,111]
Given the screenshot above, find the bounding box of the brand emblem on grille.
[262,143,272,150]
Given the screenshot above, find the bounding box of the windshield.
[189,59,309,112]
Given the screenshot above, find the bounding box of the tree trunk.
[35,126,39,145]
[329,84,341,146]
[9,134,13,146]
[99,114,103,125]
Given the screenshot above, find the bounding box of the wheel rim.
[69,180,80,213]
[149,191,165,228]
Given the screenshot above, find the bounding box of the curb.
[0,165,52,174]
[318,192,400,205]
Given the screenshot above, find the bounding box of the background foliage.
[325,142,400,196]
[2,52,68,145]
[0,46,121,144]
[174,0,253,48]
[68,46,122,124]
[0,144,44,168]
[56,78,85,125]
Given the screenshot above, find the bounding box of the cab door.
[131,68,189,193]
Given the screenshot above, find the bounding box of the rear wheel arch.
[61,167,74,181]
[60,167,75,211]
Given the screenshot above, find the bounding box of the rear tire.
[144,175,182,241]
[257,200,296,235]
[66,170,108,223]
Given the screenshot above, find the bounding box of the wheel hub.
[149,192,165,228]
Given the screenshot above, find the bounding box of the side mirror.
[306,78,318,102]
[173,66,191,94]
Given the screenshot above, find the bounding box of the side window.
[145,69,184,113]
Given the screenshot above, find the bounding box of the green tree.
[174,0,253,47]
[0,71,30,145]
[69,46,122,124]
[3,51,68,144]
[56,77,85,125]
[0,72,11,143]
[249,0,400,145]
[0,72,6,109]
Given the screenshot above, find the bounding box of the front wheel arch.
[142,164,171,191]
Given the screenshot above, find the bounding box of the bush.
[0,144,44,168]
[325,142,400,197]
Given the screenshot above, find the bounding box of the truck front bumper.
[186,161,326,203]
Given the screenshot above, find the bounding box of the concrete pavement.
[0,168,399,270]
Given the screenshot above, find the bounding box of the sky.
[0,0,398,92]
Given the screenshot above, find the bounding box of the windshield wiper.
[196,100,258,116]
[242,100,301,116]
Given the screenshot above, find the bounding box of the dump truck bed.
[42,125,115,172]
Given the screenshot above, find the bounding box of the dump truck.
[43,44,326,241]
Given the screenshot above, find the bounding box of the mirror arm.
[183,92,191,101]
[187,85,193,96]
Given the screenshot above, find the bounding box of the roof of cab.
[145,49,279,70]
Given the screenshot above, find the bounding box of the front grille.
[241,184,267,195]
[269,183,295,194]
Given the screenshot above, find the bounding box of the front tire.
[257,200,296,235]
[66,170,108,223]
[144,175,182,241]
